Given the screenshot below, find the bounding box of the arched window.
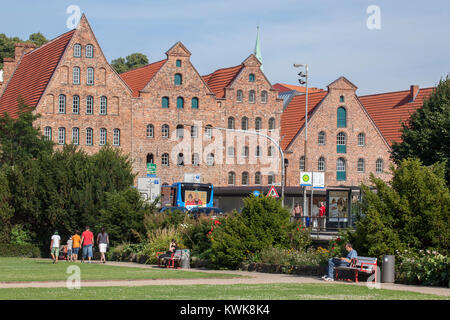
[73,44,81,57]
[162,153,169,166]
[242,172,249,185]
[249,90,255,103]
[340,95,345,103]
[191,97,199,109]
[58,94,66,114]
[177,153,184,166]
[44,127,52,141]
[174,73,182,85]
[337,132,347,153]
[299,156,305,171]
[99,128,107,146]
[162,124,169,138]
[72,127,79,145]
[256,146,261,157]
[176,59,182,67]
[241,117,248,130]
[191,125,198,138]
[228,117,235,129]
[242,146,249,158]
[86,67,94,85]
[227,146,235,157]
[228,172,236,185]
[176,125,184,139]
[100,96,107,115]
[337,107,347,128]
[358,133,366,146]
[206,153,215,166]
[336,158,346,181]
[237,90,243,102]
[192,153,200,166]
[113,128,120,146]
[146,153,154,164]
[58,127,66,145]
[176,97,184,109]
[268,146,275,157]
[86,44,94,58]
[249,73,255,82]
[376,158,384,173]
[72,67,80,85]
[86,96,93,114]
[268,117,275,130]
[86,128,93,145]
[255,171,261,185]
[147,124,154,138]
[318,131,326,145]
[255,117,262,131]
[357,158,365,173]
[261,91,268,104]
[162,96,169,108]
[72,95,80,114]
[318,157,325,172]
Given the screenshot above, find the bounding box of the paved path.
[1,261,449,297]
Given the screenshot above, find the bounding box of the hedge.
[0,243,41,258]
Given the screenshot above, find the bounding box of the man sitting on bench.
[322,242,357,281]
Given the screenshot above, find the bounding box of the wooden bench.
[156,250,183,269]
[335,256,378,283]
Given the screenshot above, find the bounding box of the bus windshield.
[180,183,212,208]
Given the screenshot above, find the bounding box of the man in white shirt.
[50,231,61,264]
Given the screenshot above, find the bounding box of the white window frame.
[86,128,93,145]
[99,128,107,146]
[86,68,94,85]
[72,127,79,145]
[58,127,65,145]
[73,67,80,85]
[113,129,120,146]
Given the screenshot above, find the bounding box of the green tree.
[0,167,14,242]
[392,76,450,185]
[0,32,47,69]
[28,32,48,47]
[111,53,149,73]
[348,159,450,260]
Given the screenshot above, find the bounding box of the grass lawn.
[0,283,447,300]
[0,258,239,282]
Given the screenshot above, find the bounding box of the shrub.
[0,243,41,257]
[180,216,218,260]
[141,227,184,264]
[9,224,32,245]
[248,246,330,268]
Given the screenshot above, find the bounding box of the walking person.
[50,231,61,264]
[71,230,81,262]
[81,226,94,264]
[97,227,109,264]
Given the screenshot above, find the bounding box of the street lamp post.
[294,63,309,217]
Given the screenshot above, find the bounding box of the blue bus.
[161,182,214,209]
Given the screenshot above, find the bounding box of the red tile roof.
[119,59,167,97]
[281,91,328,150]
[202,65,243,98]
[359,87,434,145]
[0,29,76,118]
[273,83,323,93]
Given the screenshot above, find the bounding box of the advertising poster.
[328,190,349,222]
[185,190,207,209]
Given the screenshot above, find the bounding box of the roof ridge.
[23,29,76,56]
[360,86,435,98]
[119,58,167,76]
[202,64,242,79]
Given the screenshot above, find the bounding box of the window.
[206,153,215,166]
[99,128,107,146]
[255,172,261,185]
[337,158,346,181]
[241,117,248,130]
[261,91,268,104]
[268,146,275,157]
[58,127,65,145]
[191,126,198,138]
[87,68,94,85]
[242,146,249,158]
[268,172,276,185]
[100,96,107,115]
[268,117,275,130]
[147,124,154,138]
[228,117,235,129]
[340,95,345,103]
[176,125,184,139]
[162,97,169,108]
[146,153,154,164]
[299,156,305,171]
[86,44,93,58]
[242,172,249,185]
[249,73,255,82]
[177,97,184,109]
[73,67,80,85]
[318,131,326,145]
[86,128,93,145]
[177,153,184,166]
[58,94,66,113]
[192,153,200,166]
[357,158,365,173]
[72,127,79,145]
[44,127,52,141]
[337,132,347,153]
[72,95,80,114]
[162,153,169,166]
[73,44,81,57]
[113,129,120,146]
[174,73,182,85]
[162,124,169,138]
[227,146,235,157]
[228,172,236,185]
[256,146,261,157]
[358,133,365,146]
[249,90,255,103]
[191,97,199,109]
[86,96,93,114]
[176,59,182,67]
[205,125,213,139]
[318,157,325,172]
[376,158,384,173]
[237,90,243,102]
[255,117,262,131]
[337,107,347,128]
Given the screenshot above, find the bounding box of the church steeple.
[254,26,263,71]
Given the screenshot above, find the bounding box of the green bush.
[0,243,41,257]
[249,246,329,267]
[180,216,217,260]
[141,228,185,264]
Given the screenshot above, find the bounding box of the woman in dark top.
[158,239,178,266]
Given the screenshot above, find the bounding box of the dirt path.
[1,261,448,297]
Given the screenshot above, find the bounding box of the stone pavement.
[0,260,448,297]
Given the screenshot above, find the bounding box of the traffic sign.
[253,190,261,197]
[266,185,279,198]
[147,163,156,175]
